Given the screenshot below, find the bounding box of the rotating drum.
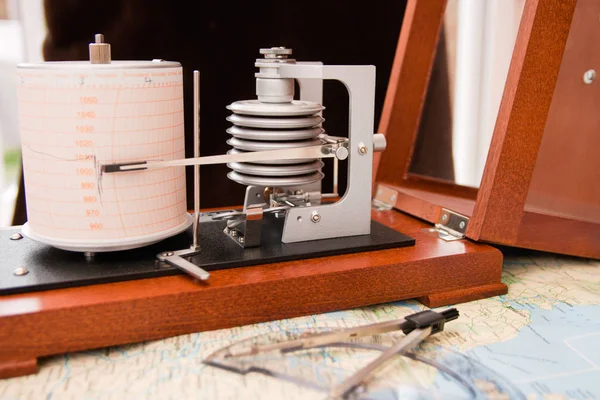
[16,60,192,252]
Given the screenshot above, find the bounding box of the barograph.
[1,26,512,379]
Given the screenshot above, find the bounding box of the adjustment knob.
[89,33,111,64]
[373,133,387,152]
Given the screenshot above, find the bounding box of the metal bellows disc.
[227,126,324,141]
[226,137,322,152]
[227,160,324,176]
[227,149,312,165]
[226,99,326,187]
[227,171,324,187]
[226,114,323,129]
[227,100,324,116]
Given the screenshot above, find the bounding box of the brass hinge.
[428,208,469,241]
[372,185,398,210]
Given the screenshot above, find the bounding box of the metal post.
[333,157,339,196]
[192,70,200,250]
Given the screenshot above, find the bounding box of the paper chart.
[17,61,191,251]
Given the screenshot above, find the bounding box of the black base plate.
[0,216,414,295]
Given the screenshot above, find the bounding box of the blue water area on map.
[463,301,600,399]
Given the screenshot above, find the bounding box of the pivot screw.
[10,233,23,240]
[13,267,29,276]
[584,69,596,84]
[358,143,368,155]
[441,214,448,222]
[311,212,321,223]
[162,252,174,257]
[459,221,466,229]
[239,237,245,244]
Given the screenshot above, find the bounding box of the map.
[1,253,599,399]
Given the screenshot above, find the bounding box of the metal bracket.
[225,205,264,248]
[279,64,375,244]
[372,185,398,211]
[243,185,267,210]
[431,208,469,241]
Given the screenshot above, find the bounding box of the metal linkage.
[156,249,209,281]
[212,204,289,248]
[223,205,264,248]
[156,70,210,281]
[100,140,348,173]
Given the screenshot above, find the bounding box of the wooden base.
[0,209,506,379]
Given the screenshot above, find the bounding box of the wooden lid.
[374,0,599,258]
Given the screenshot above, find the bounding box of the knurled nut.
[260,47,293,56]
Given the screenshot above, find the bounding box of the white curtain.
[452,0,525,188]
[0,0,45,225]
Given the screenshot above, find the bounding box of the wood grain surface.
[516,212,600,258]
[468,0,577,242]
[374,0,597,259]
[373,0,447,187]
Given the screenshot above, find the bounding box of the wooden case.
[0,211,505,378]
[374,0,599,259]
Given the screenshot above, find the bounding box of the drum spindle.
[192,70,200,250]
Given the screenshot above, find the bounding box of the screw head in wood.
[584,69,596,84]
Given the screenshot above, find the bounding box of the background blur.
[0,0,45,226]
[0,0,524,227]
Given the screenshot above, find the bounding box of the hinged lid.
[374,0,599,259]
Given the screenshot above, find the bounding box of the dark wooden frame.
[375,0,599,258]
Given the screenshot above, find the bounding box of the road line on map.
[564,335,600,369]
[564,331,600,342]
[513,367,597,383]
